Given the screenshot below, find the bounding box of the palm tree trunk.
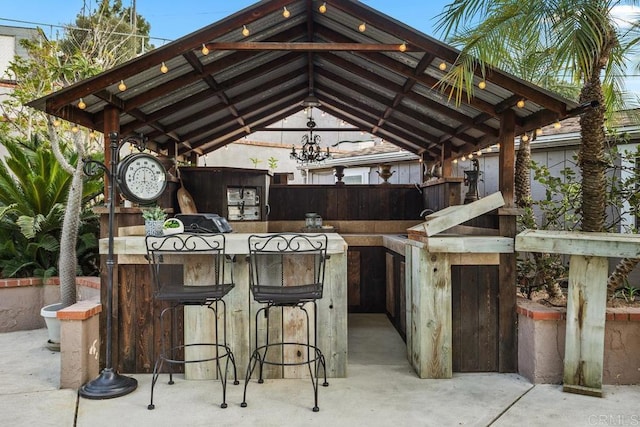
[578,78,606,232]
[515,134,564,299]
[608,258,640,296]
[515,135,531,210]
[59,160,83,308]
[48,118,85,309]
[578,19,613,233]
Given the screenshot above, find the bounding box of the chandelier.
[290,109,331,164]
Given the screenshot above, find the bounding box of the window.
[339,167,370,185]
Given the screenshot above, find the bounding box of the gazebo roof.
[28,0,579,161]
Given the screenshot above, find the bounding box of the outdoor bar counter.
[100,232,348,379]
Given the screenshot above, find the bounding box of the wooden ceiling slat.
[322,101,430,156]
[28,0,576,162]
[317,70,439,146]
[322,87,435,146]
[317,64,482,146]
[181,103,302,155]
[172,83,307,145]
[319,90,439,151]
[119,53,302,135]
[325,0,570,115]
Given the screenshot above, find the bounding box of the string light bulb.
[242,25,250,37]
[476,150,482,156]
[461,155,466,162]
[516,99,525,108]
[438,62,447,71]
[399,42,407,52]
[201,44,209,55]
[553,120,561,129]
[71,124,79,133]
[118,80,127,91]
[521,134,529,142]
[319,2,327,13]
[535,128,543,136]
[53,118,61,127]
[478,81,486,89]
[358,22,366,32]
[453,158,458,164]
[160,62,168,73]
[282,6,290,18]
[77,98,86,110]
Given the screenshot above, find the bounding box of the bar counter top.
[101,232,348,257]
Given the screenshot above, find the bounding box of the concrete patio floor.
[2,314,640,426]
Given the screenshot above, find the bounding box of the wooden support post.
[498,214,517,372]
[497,108,517,372]
[563,255,608,397]
[441,144,452,178]
[409,245,452,378]
[498,109,516,208]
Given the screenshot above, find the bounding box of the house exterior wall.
[0,25,43,157]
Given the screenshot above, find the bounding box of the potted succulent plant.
[162,217,184,235]
[142,206,167,236]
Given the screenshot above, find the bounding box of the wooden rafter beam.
[203,42,409,52]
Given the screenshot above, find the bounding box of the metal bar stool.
[241,233,329,412]
[145,233,239,410]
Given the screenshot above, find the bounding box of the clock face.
[117,153,167,204]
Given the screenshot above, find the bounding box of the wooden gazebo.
[28,0,581,376]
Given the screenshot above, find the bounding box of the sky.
[0,0,638,97]
[0,0,451,43]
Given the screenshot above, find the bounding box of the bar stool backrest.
[145,233,232,303]
[248,233,328,305]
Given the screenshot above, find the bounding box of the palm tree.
[1,3,151,309]
[436,0,640,297]
[0,135,101,283]
[435,0,640,233]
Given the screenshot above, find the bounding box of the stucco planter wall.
[517,298,640,385]
[0,277,100,333]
